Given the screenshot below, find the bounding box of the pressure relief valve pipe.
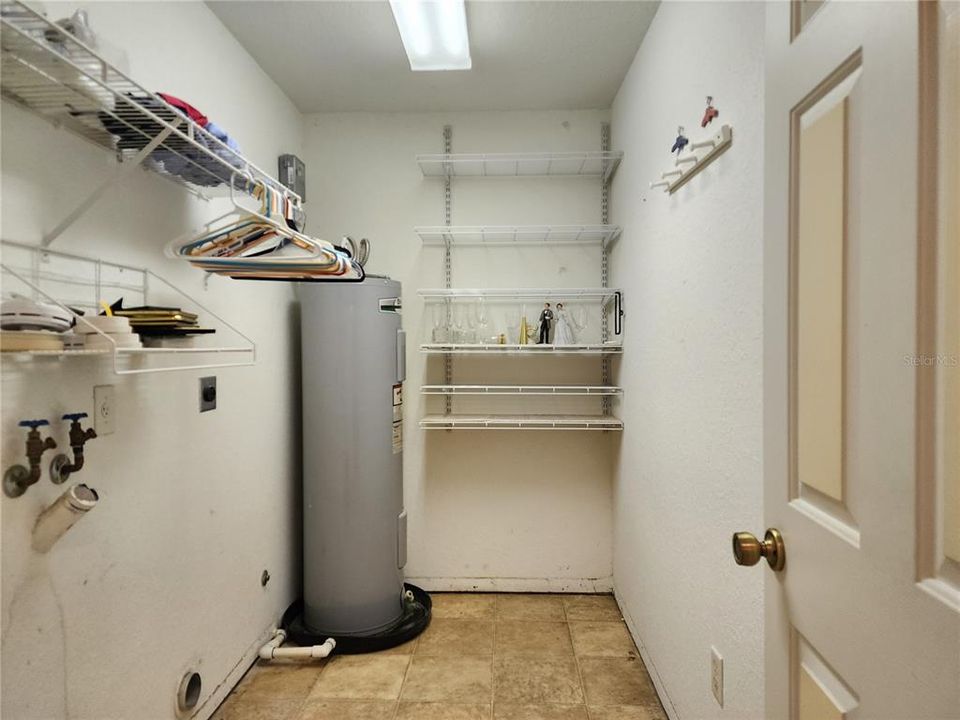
[258,629,336,661]
[32,483,99,553]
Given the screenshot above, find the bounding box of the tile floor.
[213,593,666,720]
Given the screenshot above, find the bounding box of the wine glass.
[452,304,465,344]
[505,305,520,344]
[476,298,490,342]
[575,305,589,333]
[465,303,478,344]
[431,303,445,343]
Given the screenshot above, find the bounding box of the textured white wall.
[609,2,766,718]
[303,110,615,592]
[1,3,305,718]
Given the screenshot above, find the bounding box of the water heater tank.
[299,278,407,635]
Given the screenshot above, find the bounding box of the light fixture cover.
[389,0,472,71]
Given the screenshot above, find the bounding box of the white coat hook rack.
[651,124,733,195]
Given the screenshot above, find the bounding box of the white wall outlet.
[93,385,115,435]
[711,646,724,707]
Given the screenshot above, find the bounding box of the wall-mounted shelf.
[422,385,622,395]
[1,240,255,375]
[651,125,733,194]
[417,151,623,182]
[0,0,298,246]
[419,287,619,303]
[420,343,622,355]
[421,414,623,431]
[415,225,622,248]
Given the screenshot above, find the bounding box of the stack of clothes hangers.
[166,182,364,282]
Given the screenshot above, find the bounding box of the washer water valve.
[4,420,57,498]
[50,413,97,484]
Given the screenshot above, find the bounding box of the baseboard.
[406,576,614,593]
[196,622,276,720]
[614,585,680,720]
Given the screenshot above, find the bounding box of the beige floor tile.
[296,698,396,719]
[493,704,588,719]
[587,706,667,720]
[401,655,493,703]
[233,663,324,701]
[417,619,495,656]
[568,622,638,658]
[562,595,622,622]
[496,621,573,656]
[309,655,410,701]
[212,695,304,720]
[496,594,566,622]
[396,702,493,719]
[493,657,584,705]
[578,658,658,707]
[376,636,419,655]
[431,593,497,619]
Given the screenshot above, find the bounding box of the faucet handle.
[62,413,89,422]
[18,419,50,429]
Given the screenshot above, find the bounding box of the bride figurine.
[553,302,577,345]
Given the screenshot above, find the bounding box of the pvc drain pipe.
[32,483,99,553]
[258,629,335,661]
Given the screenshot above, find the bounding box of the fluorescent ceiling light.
[390,0,472,71]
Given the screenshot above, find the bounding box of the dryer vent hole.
[177,671,201,714]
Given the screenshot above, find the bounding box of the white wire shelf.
[418,288,619,302]
[420,343,622,355]
[422,385,622,396]
[1,240,256,375]
[0,1,295,201]
[420,414,623,431]
[415,225,622,248]
[417,151,623,182]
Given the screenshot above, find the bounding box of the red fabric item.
[157,92,208,127]
[701,105,719,128]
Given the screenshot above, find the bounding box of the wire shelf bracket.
[1,241,256,375]
[0,0,300,246]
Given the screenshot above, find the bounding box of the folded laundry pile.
[98,91,245,188]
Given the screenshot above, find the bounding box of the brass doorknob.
[732,528,785,571]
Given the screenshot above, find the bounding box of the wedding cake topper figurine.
[537,302,554,344]
[554,303,576,345]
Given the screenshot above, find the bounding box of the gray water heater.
[299,278,407,635]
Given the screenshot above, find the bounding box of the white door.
[758,2,960,719]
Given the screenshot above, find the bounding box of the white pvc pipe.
[32,483,99,553]
[257,629,336,661]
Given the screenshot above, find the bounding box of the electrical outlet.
[711,646,724,707]
[93,385,115,435]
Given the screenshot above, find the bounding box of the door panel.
[764,2,960,718]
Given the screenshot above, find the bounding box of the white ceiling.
[207,1,659,113]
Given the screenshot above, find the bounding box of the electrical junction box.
[279,153,306,201]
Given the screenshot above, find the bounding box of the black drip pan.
[282,583,431,655]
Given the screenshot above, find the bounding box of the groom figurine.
[538,302,554,344]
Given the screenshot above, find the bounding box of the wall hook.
[50,413,97,484]
[4,420,57,498]
[702,96,719,127]
[671,126,689,154]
